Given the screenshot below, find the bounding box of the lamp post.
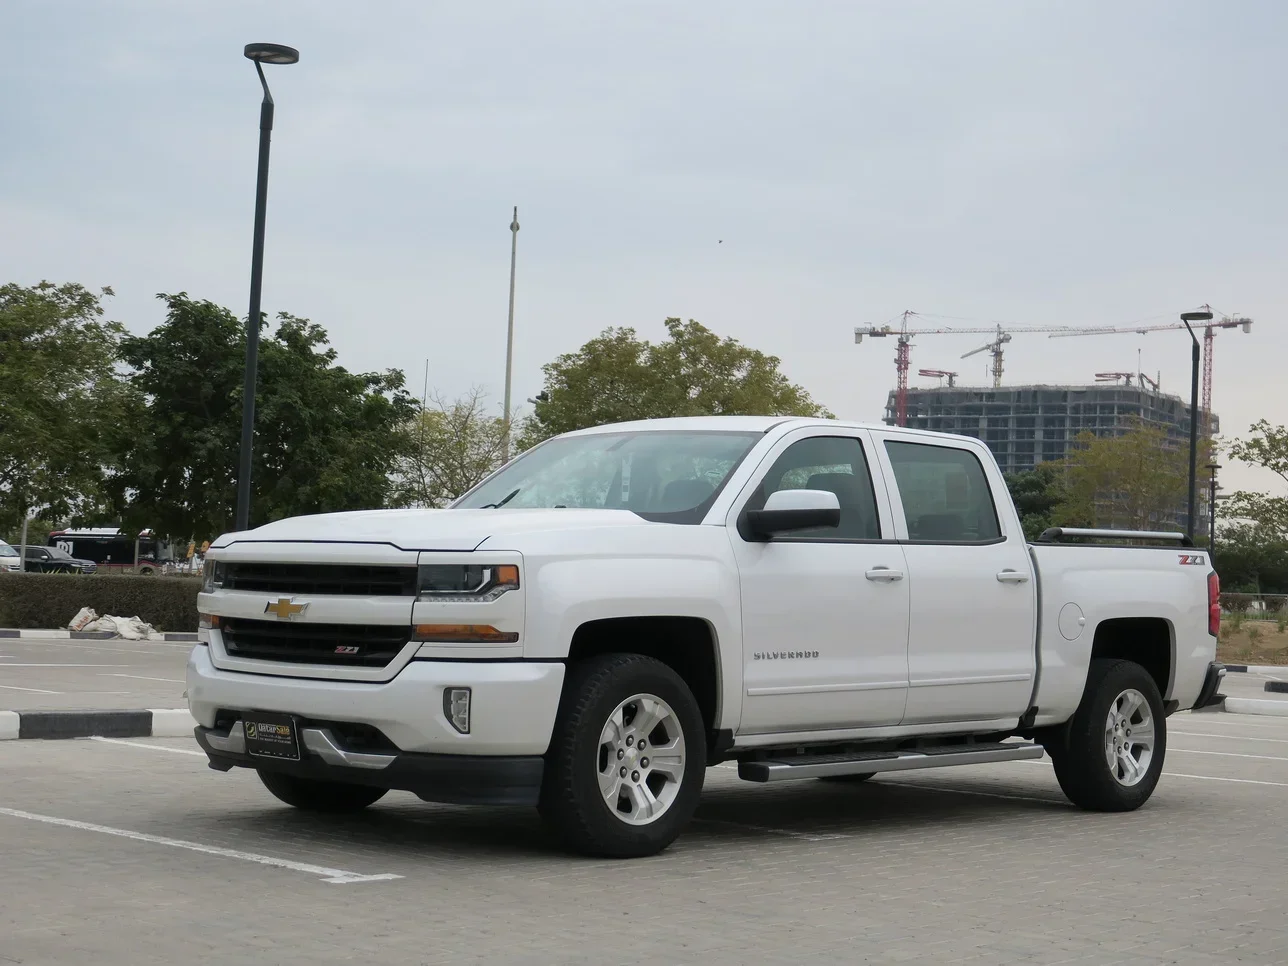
[235,42,299,532]
[1206,462,1221,554]
[501,206,520,463]
[1180,307,1213,541]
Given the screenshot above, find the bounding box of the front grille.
[221,619,412,668]
[222,562,417,597]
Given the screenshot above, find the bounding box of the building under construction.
[883,381,1217,476]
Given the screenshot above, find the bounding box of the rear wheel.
[257,770,387,812]
[540,653,706,858]
[1052,659,1166,811]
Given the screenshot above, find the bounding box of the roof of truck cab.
[563,416,888,436]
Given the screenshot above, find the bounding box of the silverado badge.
[264,598,308,620]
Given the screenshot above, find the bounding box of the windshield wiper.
[479,488,521,509]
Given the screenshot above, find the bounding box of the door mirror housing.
[746,489,841,539]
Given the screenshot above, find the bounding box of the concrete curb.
[0,629,198,642]
[1201,696,1288,718]
[1223,664,1288,676]
[0,708,196,740]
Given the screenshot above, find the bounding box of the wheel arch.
[1089,616,1174,700]
[566,616,723,747]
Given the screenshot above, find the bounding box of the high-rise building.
[884,383,1217,533]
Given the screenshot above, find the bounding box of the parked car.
[0,541,20,572]
[23,545,98,574]
[190,415,1223,858]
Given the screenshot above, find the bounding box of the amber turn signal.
[413,623,519,643]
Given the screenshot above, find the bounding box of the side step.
[738,742,1045,783]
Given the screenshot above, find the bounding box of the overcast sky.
[5,1,1284,491]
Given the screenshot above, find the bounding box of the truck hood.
[212,508,654,552]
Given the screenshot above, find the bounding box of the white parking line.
[1172,748,1288,763]
[0,807,402,884]
[101,674,184,684]
[0,684,62,694]
[1163,773,1288,788]
[88,737,205,756]
[0,664,128,668]
[690,816,847,842]
[1171,731,1288,744]
[881,780,1063,805]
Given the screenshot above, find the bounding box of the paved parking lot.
[0,639,189,710]
[2,709,1287,964]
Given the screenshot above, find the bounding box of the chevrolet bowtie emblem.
[264,598,307,620]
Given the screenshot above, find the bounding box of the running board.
[738,742,1045,783]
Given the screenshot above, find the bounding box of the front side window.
[744,435,881,540]
[884,441,1001,543]
[454,430,762,524]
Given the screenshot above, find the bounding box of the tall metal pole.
[1207,464,1219,554]
[235,62,277,532]
[501,206,520,462]
[1183,320,1200,541]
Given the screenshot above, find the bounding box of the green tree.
[0,281,137,534]
[1226,420,1288,536]
[1060,421,1209,530]
[392,389,510,508]
[118,294,417,538]
[518,318,830,448]
[1003,462,1075,540]
[1213,522,1288,594]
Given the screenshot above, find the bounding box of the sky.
[4,1,1285,493]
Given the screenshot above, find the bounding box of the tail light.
[1207,572,1220,637]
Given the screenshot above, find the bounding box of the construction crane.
[918,368,959,388]
[1095,371,1137,386]
[854,312,1082,426]
[1050,307,1252,419]
[960,326,1013,388]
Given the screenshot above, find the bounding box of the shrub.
[0,572,199,631]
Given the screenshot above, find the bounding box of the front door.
[872,435,1037,725]
[728,431,910,735]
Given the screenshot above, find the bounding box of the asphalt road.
[1,710,1286,964]
[0,639,190,711]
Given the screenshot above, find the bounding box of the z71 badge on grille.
[334,645,361,654]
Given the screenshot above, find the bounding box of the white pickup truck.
[190,416,1226,857]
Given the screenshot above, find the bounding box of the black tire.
[1052,659,1167,811]
[257,770,387,812]
[819,772,876,783]
[540,653,707,858]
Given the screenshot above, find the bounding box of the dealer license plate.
[243,714,300,761]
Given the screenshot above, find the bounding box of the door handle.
[865,568,905,582]
[996,570,1030,583]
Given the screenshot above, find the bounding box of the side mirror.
[745,489,841,539]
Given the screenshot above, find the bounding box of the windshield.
[0,544,16,558]
[454,430,762,523]
[31,546,72,560]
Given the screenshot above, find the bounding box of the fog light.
[444,687,471,734]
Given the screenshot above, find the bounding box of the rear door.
[871,433,1036,725]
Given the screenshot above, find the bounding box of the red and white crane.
[854,312,1081,426]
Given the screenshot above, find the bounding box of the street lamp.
[501,206,520,463]
[1206,462,1221,554]
[1180,306,1213,541]
[235,42,299,532]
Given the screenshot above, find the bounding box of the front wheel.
[1052,659,1166,811]
[540,653,706,858]
[257,770,387,812]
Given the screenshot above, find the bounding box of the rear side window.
[884,441,1001,543]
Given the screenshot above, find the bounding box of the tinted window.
[746,436,880,539]
[884,441,1001,543]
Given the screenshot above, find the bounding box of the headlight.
[200,560,226,594]
[417,564,519,602]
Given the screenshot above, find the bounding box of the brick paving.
[1,711,1286,964]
